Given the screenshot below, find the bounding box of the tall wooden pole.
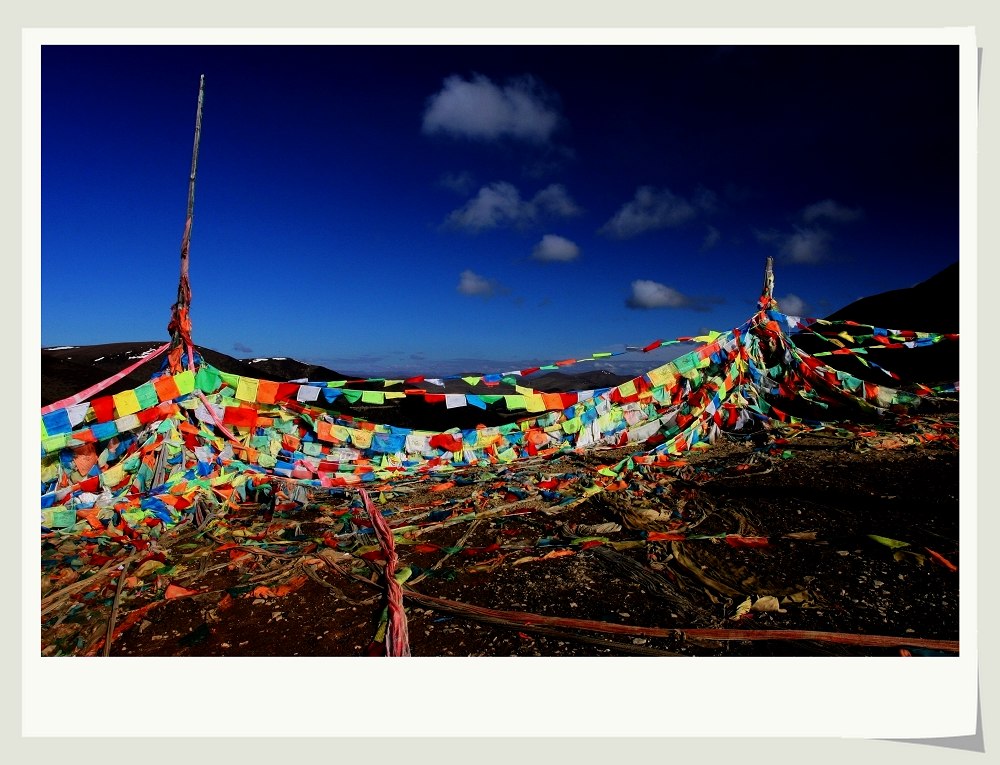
[179,74,204,301]
[168,75,205,372]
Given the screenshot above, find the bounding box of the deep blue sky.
[40,44,959,377]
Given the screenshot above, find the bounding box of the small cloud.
[457,269,502,297]
[532,234,580,262]
[701,225,721,251]
[439,170,476,195]
[781,227,831,264]
[532,183,581,217]
[445,182,580,231]
[233,342,253,354]
[757,198,862,266]
[600,186,703,239]
[626,280,724,311]
[446,182,526,230]
[801,199,863,224]
[755,226,831,265]
[422,73,561,143]
[626,280,690,309]
[776,293,810,316]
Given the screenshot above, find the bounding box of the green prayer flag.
[195,366,222,393]
[135,382,159,410]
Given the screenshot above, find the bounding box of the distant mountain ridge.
[40,343,344,407]
[40,341,633,408]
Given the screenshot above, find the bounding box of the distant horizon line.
[40,339,694,380]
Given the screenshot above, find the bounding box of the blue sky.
[40,44,959,377]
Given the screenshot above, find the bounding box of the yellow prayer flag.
[349,429,374,448]
[112,389,141,417]
[100,462,126,489]
[235,376,259,403]
[525,395,545,412]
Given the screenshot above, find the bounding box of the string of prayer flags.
[39,272,958,549]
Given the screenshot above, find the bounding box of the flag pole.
[168,74,205,373]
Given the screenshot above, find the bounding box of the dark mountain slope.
[793,262,960,387]
[825,262,959,333]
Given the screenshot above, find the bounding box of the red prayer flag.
[91,396,115,422]
[222,406,257,428]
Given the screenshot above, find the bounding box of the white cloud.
[626,280,724,311]
[600,186,701,239]
[422,73,561,143]
[532,234,580,262]
[781,226,831,264]
[776,293,810,316]
[457,269,500,297]
[757,198,862,266]
[532,183,581,217]
[445,182,580,231]
[626,280,692,309]
[755,227,831,264]
[702,225,721,251]
[446,182,527,229]
[801,198,863,224]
